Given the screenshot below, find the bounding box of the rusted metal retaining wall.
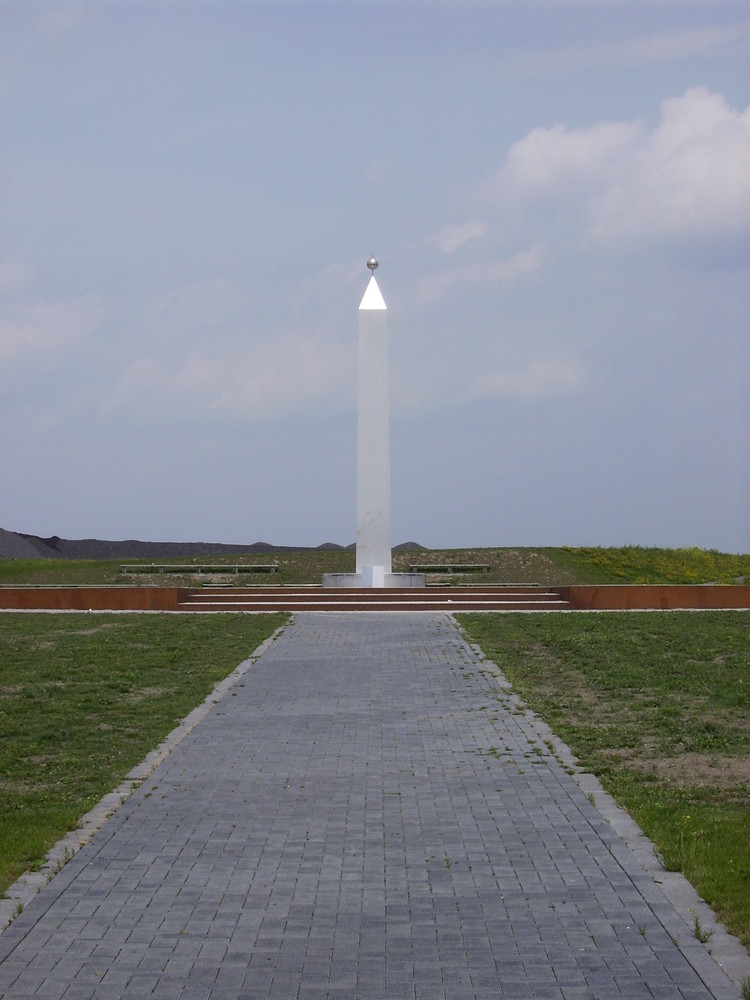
[1,585,748,612]
[0,587,186,611]
[555,585,750,610]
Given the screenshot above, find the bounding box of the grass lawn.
[0,612,288,892]
[458,611,750,948]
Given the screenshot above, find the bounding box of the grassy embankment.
[546,545,749,585]
[0,613,288,893]
[458,611,749,948]
[1,545,747,587]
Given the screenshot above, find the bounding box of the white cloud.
[430,221,488,254]
[589,88,750,241]
[466,357,587,402]
[0,294,103,362]
[497,87,749,244]
[137,276,250,349]
[414,247,541,304]
[504,121,638,194]
[214,330,352,418]
[104,328,353,424]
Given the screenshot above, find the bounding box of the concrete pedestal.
[323,572,426,589]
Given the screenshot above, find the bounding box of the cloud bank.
[496,86,749,244]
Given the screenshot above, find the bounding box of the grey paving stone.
[60,987,96,1000]
[0,613,744,1000]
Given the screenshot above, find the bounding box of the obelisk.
[355,258,391,586]
[323,258,424,589]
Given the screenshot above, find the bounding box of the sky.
[1,0,747,552]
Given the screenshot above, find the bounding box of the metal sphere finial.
[367,256,379,272]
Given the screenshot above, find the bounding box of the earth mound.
[0,528,425,561]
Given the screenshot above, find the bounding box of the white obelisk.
[356,258,391,586]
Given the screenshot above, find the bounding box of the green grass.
[457,611,750,947]
[0,558,124,586]
[548,545,749,584]
[3,546,746,587]
[0,553,357,588]
[0,612,288,892]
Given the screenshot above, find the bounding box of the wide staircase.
[176,585,573,613]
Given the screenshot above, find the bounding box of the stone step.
[177,601,572,614]
[176,587,573,613]
[179,585,562,594]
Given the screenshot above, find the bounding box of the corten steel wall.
[1,586,748,612]
[555,585,750,610]
[0,588,186,611]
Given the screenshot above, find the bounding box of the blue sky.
[1,0,747,551]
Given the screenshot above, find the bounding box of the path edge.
[454,618,750,994]
[0,621,289,934]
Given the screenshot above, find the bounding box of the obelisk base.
[323,572,425,589]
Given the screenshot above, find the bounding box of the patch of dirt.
[606,749,749,793]
[59,624,119,636]
[491,645,748,798]
[127,686,172,703]
[517,643,601,713]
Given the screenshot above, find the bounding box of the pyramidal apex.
[359,275,386,310]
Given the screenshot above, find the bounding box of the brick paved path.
[0,614,740,999]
